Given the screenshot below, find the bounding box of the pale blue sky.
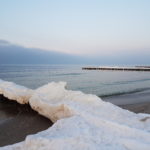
[0,0,150,55]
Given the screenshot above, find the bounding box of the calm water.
[0,64,150,98]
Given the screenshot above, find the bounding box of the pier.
[82,66,150,72]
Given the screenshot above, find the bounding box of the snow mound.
[29,82,74,122]
[0,80,150,150]
[0,79,32,104]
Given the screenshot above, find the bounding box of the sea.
[0,64,150,105]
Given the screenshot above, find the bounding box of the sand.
[120,102,150,114]
[0,95,53,147]
[103,89,150,113]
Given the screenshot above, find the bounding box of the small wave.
[102,78,150,86]
[100,87,150,98]
[54,73,83,76]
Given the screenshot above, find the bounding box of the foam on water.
[0,79,150,150]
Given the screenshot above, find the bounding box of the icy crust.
[29,82,74,122]
[0,80,150,150]
[0,79,32,104]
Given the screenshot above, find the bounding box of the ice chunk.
[29,82,74,122]
[0,79,32,104]
[0,80,150,150]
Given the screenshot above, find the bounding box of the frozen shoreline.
[0,79,150,150]
[1,95,150,146]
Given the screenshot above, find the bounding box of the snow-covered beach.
[0,79,150,150]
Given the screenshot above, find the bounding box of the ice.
[0,80,150,150]
[29,82,74,122]
[0,79,32,104]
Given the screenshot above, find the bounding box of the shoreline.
[103,90,150,114]
[119,102,150,114]
[102,89,150,105]
[0,92,150,147]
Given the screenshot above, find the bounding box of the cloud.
[0,40,150,65]
[0,40,87,64]
[0,39,11,45]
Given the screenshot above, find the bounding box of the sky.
[0,0,150,56]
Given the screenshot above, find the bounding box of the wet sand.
[120,102,150,114]
[102,89,150,105]
[0,92,150,147]
[103,90,150,113]
[0,95,53,147]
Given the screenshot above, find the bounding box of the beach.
[103,89,150,113]
[0,95,53,147]
[0,0,150,148]
[120,102,150,114]
[0,90,150,147]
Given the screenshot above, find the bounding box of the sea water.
[0,64,150,99]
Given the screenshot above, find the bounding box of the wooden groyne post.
[82,67,150,72]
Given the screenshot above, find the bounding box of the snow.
[0,79,150,150]
[0,79,32,104]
